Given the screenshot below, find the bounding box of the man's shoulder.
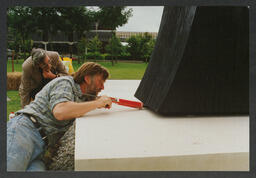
[22,57,33,69]
[46,76,77,94]
[22,57,35,73]
[46,51,60,60]
[52,76,74,85]
[46,51,59,55]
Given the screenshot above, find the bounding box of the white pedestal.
[75,80,249,171]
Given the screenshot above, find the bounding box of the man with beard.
[7,62,112,171]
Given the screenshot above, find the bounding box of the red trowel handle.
[110,97,143,109]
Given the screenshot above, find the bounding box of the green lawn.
[7,59,23,72]
[7,91,21,121]
[7,59,148,79]
[7,59,148,121]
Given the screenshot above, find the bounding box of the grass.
[7,59,23,72]
[7,59,148,121]
[7,91,21,121]
[7,59,148,79]
[96,62,147,79]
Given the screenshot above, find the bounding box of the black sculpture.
[135,6,249,115]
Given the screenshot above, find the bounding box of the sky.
[116,6,164,32]
[87,6,164,33]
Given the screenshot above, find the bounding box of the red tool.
[110,97,143,109]
[82,93,143,109]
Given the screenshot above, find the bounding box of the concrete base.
[75,80,249,171]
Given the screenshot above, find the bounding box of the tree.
[56,7,92,40]
[29,7,61,41]
[106,34,122,65]
[144,38,156,62]
[54,7,92,57]
[86,35,103,61]
[23,39,34,59]
[94,7,133,30]
[77,37,88,64]
[87,35,102,53]
[126,33,155,61]
[7,6,133,59]
[140,33,156,62]
[126,35,142,60]
[7,7,35,59]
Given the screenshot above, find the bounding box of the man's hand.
[42,70,56,79]
[96,95,112,109]
[42,63,56,79]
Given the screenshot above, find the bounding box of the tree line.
[7,6,156,64]
[77,32,156,65]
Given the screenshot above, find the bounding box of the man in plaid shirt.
[7,62,112,171]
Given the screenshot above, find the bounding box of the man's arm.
[19,64,33,108]
[51,52,68,76]
[52,96,112,121]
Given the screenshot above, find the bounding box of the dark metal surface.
[135,6,249,115]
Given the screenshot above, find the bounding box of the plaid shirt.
[17,76,91,136]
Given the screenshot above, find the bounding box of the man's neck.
[80,82,87,94]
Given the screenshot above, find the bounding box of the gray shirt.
[17,76,90,136]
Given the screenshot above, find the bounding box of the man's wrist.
[95,99,102,109]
